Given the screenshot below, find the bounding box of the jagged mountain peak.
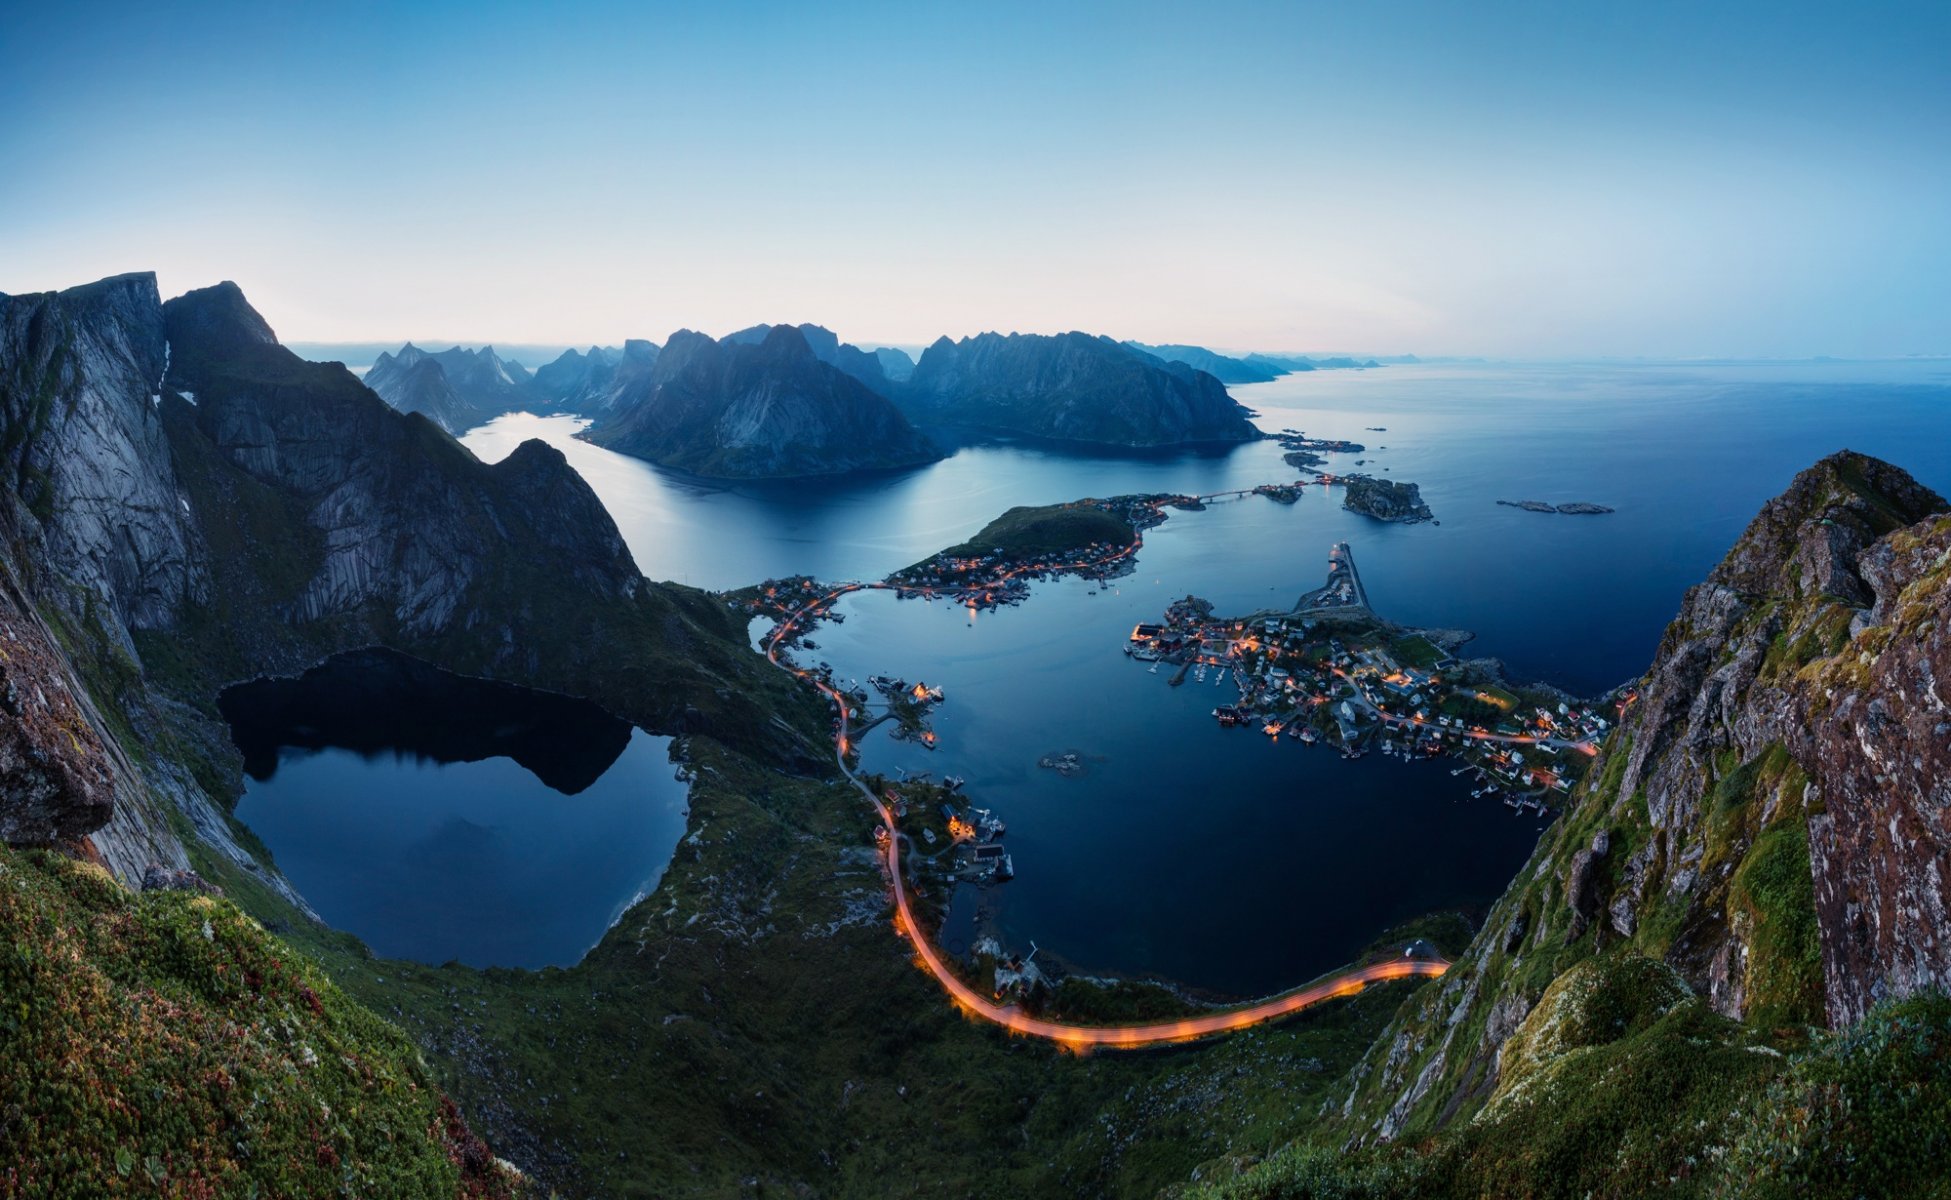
[1708,449,1947,603]
[584,323,938,478]
[163,281,279,353]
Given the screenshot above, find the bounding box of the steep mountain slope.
[725,322,894,394]
[1170,451,1951,1199]
[1126,341,1283,384]
[584,324,941,477]
[902,331,1259,446]
[0,841,524,1199]
[1346,452,1946,1126]
[1,273,820,879]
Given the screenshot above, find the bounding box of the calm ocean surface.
[240,359,1951,981]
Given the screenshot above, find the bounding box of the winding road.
[761,522,1450,1050]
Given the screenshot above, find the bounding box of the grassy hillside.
[0,845,521,1199]
[935,502,1135,561]
[206,737,1441,1198]
[1180,984,1951,1200]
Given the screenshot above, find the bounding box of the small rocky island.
[1275,430,1364,470]
[1498,499,1615,515]
[1342,475,1434,523]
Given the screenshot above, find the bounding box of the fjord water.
[468,359,1951,696]
[228,654,689,969]
[460,359,1951,989]
[240,360,1951,981]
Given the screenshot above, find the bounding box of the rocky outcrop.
[1341,476,1433,523]
[1333,450,1951,1143]
[1799,510,1951,1025]
[0,563,114,844]
[901,331,1259,446]
[164,282,644,640]
[585,324,941,478]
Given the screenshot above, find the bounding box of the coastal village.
[743,474,1629,1009]
[1125,543,1620,812]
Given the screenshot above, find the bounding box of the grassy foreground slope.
[1181,981,1951,1200]
[0,845,521,1199]
[213,738,1442,1199]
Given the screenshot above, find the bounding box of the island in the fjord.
[1499,498,1616,514]
[580,323,943,478]
[928,500,1139,562]
[1341,474,1435,522]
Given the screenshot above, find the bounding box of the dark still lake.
[226,650,689,969]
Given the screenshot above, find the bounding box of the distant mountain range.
[581,325,941,478]
[364,343,537,433]
[1126,342,1385,382]
[352,327,1411,471]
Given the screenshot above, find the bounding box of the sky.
[2,0,1947,358]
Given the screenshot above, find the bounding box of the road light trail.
[760,512,1451,1049]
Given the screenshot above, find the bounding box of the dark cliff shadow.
[219,648,634,795]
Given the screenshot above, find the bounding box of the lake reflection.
[227,650,689,969]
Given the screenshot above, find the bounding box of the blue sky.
[2,0,1946,356]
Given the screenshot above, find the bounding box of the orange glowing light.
[758,524,1450,1049]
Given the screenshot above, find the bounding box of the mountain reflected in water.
[221,648,633,795]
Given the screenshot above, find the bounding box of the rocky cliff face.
[585,324,941,478]
[0,273,208,640]
[0,559,114,844]
[901,331,1258,446]
[163,283,644,643]
[0,273,822,888]
[1334,451,1950,1142]
[724,323,893,394]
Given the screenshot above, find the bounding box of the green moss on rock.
[0,846,521,1199]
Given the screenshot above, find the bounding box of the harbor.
[744,478,1561,1002]
[1124,541,1621,813]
